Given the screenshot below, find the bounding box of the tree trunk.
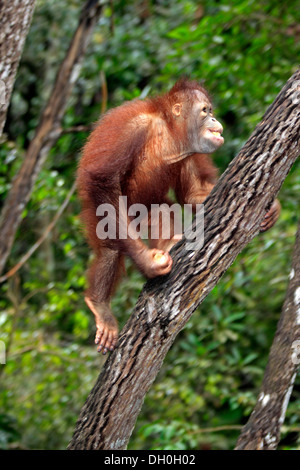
[68,69,300,450]
[0,0,36,137]
[235,221,300,450]
[0,0,103,275]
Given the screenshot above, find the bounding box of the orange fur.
[77,79,221,352]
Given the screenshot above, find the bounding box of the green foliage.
[0,0,299,450]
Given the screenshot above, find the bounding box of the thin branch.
[0,181,76,283]
[191,425,242,434]
[100,70,108,115]
[59,124,94,135]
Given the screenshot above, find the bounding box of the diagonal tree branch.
[0,0,37,136]
[0,0,103,275]
[68,69,300,450]
[235,220,300,450]
[0,181,76,283]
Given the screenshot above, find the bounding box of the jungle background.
[0,0,299,450]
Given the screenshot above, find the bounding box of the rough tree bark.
[0,0,103,275]
[0,0,36,137]
[68,69,300,450]
[235,221,300,450]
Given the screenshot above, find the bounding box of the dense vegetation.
[0,0,299,450]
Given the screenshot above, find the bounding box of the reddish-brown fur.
[76,80,221,353]
[77,80,216,253]
[77,79,280,354]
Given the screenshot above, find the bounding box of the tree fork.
[68,70,300,450]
